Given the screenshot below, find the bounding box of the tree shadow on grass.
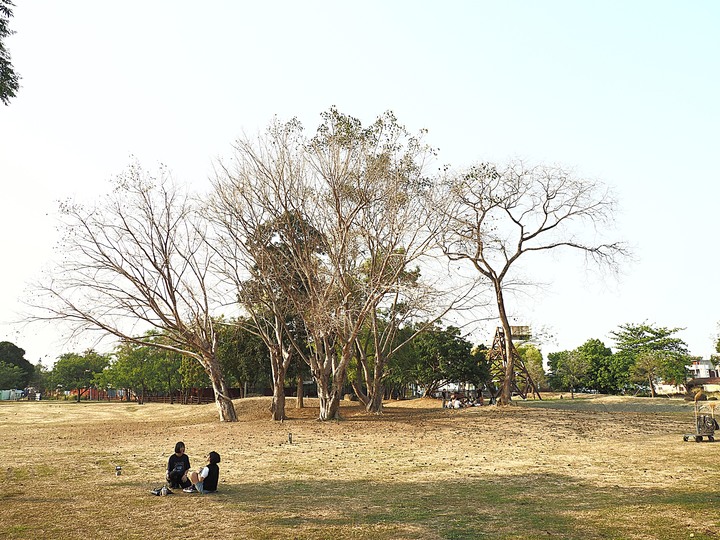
[205,473,720,540]
[3,471,719,540]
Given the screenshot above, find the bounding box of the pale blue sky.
[1,1,718,366]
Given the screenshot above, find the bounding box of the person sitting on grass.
[184,451,220,494]
[166,441,192,490]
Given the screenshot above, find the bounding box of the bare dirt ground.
[1,395,718,539]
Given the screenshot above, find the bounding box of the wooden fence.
[142,394,214,405]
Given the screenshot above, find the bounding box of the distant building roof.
[687,377,720,385]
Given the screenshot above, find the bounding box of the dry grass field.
[1,394,719,539]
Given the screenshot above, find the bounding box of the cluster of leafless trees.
[30,108,626,422]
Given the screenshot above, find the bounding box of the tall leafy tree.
[0,361,23,389]
[103,335,185,403]
[632,351,666,397]
[611,322,689,393]
[458,344,491,395]
[153,347,184,400]
[101,342,150,402]
[215,318,271,396]
[381,325,419,399]
[612,322,688,358]
[548,350,590,398]
[30,362,51,393]
[517,344,547,391]
[411,324,474,397]
[0,341,33,387]
[576,338,615,393]
[0,0,20,105]
[241,212,319,420]
[178,356,210,399]
[53,350,109,402]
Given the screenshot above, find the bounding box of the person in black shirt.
[166,441,192,489]
[184,451,220,494]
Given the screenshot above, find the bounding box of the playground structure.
[486,326,541,401]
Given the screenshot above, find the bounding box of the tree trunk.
[497,282,515,405]
[351,345,370,407]
[366,387,384,413]
[315,353,345,420]
[648,375,656,398]
[269,346,294,421]
[310,339,350,421]
[203,353,238,422]
[351,380,369,408]
[316,364,342,420]
[271,390,286,421]
[365,354,385,414]
[296,376,304,408]
[365,370,384,413]
[213,392,237,421]
[316,376,341,420]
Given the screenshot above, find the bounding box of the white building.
[687,358,719,379]
[685,357,720,393]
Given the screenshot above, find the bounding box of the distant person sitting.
[184,451,221,494]
[166,441,192,490]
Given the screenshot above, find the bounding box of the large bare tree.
[208,119,313,421]
[284,109,461,419]
[439,161,628,405]
[211,109,461,420]
[30,163,238,421]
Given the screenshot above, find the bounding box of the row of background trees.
[4,321,716,405]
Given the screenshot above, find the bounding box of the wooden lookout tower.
[486,326,541,401]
